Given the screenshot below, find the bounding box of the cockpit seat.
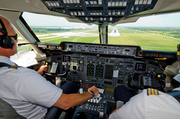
[0,98,25,119]
[167,90,180,103]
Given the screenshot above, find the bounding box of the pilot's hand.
[88,86,99,97]
[37,64,48,75]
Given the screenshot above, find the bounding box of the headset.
[0,18,14,48]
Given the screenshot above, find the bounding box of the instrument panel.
[62,54,163,89]
[45,42,166,90]
[45,42,167,119]
[62,42,140,56]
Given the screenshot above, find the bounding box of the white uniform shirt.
[0,56,62,119]
[109,88,180,119]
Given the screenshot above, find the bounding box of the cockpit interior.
[1,0,180,119]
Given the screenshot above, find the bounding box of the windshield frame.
[20,13,40,42]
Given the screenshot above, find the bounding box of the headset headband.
[0,18,7,36]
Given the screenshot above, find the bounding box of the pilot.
[109,86,180,119]
[0,16,99,118]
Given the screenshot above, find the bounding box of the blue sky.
[117,12,180,27]
[23,12,180,27]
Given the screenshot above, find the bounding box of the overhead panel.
[42,0,158,23]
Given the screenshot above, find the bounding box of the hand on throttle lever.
[88,86,99,97]
[37,63,48,75]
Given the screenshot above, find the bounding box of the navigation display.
[135,63,146,71]
[63,56,70,62]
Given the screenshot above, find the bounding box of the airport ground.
[17,27,180,51]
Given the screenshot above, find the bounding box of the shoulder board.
[9,65,19,69]
[0,62,19,69]
[147,88,159,96]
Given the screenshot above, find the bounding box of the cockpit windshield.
[22,12,180,51]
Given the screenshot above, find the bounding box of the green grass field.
[108,28,179,51]
[18,27,180,51]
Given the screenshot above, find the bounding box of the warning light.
[177,51,180,56]
[157,58,167,60]
[157,75,161,78]
[154,54,158,57]
[139,52,145,56]
[139,52,143,55]
[57,46,61,49]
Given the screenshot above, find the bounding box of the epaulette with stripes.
[9,65,19,69]
[147,88,159,95]
[0,62,19,69]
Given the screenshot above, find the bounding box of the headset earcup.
[0,36,3,47]
[0,18,15,49]
[2,36,14,48]
[9,37,14,47]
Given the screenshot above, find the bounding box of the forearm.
[66,92,93,107]
[54,85,99,110]
[54,92,93,110]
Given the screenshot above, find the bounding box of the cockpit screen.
[135,63,146,71]
[105,65,114,79]
[63,56,70,62]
